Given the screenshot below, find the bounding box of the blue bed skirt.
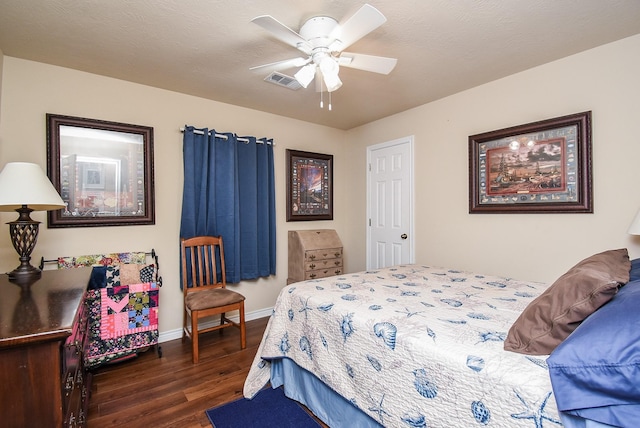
[560,413,621,428]
[270,358,630,428]
[270,358,382,428]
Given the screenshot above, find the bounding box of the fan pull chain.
[317,79,333,111]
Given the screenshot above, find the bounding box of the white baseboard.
[157,306,273,343]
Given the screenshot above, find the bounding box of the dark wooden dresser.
[0,268,91,428]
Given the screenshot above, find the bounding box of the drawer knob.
[309,273,316,278]
[335,269,341,275]
[65,372,74,392]
[334,261,340,266]
[335,252,341,257]
[309,255,316,260]
[309,264,316,269]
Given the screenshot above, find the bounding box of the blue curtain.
[180,126,276,283]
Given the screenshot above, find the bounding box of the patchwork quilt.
[58,252,159,368]
[244,264,562,428]
[99,282,159,340]
[57,251,148,269]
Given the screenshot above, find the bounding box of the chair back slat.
[181,236,226,293]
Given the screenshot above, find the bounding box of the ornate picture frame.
[286,149,333,221]
[469,111,592,213]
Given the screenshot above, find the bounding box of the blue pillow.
[547,279,640,427]
[629,258,640,281]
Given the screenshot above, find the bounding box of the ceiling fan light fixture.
[252,4,396,96]
[319,55,338,74]
[294,63,316,88]
[319,56,342,92]
[323,72,342,92]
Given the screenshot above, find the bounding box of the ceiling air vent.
[264,72,302,90]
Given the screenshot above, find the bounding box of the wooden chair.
[180,236,246,363]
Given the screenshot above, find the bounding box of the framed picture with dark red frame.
[469,111,592,213]
[286,149,333,221]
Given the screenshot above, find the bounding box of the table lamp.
[0,162,65,282]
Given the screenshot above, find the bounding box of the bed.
[244,249,638,428]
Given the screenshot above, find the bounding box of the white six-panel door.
[366,136,415,269]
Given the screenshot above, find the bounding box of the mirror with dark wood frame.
[46,114,155,227]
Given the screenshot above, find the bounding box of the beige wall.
[1,34,639,340]
[344,34,640,283]
[0,48,3,132]
[0,57,347,339]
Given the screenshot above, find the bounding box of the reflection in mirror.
[60,126,142,217]
[47,114,155,227]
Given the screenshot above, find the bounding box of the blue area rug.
[205,387,322,428]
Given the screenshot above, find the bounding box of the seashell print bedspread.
[243,265,562,428]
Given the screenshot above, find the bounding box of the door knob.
[401,233,408,239]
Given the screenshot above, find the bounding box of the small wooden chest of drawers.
[288,229,343,284]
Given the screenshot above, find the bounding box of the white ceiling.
[1,1,639,130]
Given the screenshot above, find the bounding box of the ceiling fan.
[250,4,397,95]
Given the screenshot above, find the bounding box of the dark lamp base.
[8,264,42,284]
[6,205,43,288]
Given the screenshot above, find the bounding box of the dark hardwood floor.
[87,316,326,428]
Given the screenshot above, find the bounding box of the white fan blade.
[251,15,312,54]
[250,57,310,73]
[329,4,387,52]
[338,52,397,74]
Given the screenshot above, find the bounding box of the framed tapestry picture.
[286,149,333,221]
[469,111,592,214]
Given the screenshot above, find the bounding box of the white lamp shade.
[323,72,342,92]
[294,63,316,88]
[319,56,342,92]
[0,162,65,212]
